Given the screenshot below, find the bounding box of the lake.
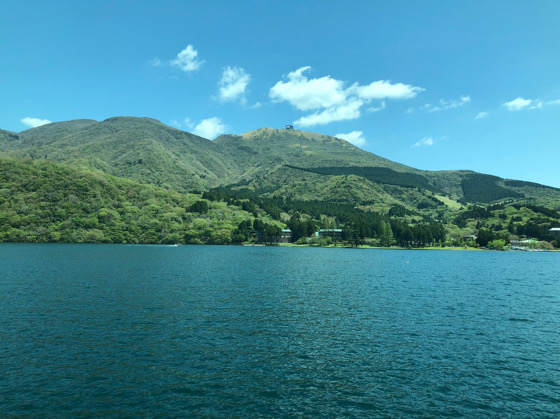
[1,244,559,416]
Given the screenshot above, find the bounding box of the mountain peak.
[241,127,294,137]
[239,127,343,144]
[102,116,163,125]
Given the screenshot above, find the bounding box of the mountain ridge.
[1,116,559,208]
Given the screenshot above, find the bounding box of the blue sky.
[2,0,560,186]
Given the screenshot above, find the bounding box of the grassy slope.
[214,128,417,175]
[0,158,275,244]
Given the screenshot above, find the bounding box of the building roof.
[319,229,343,232]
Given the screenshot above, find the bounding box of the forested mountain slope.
[0,158,274,244]
[2,117,559,206]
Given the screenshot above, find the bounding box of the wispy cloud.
[170,44,203,72]
[503,97,542,111]
[475,111,488,120]
[335,130,366,147]
[183,117,195,129]
[169,117,195,130]
[423,96,471,112]
[21,117,51,128]
[269,66,423,127]
[546,99,560,105]
[218,66,250,103]
[150,57,162,67]
[367,101,386,113]
[412,137,434,147]
[193,117,226,139]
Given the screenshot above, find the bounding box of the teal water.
[1,244,559,417]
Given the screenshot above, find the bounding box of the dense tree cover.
[504,179,559,190]
[390,221,446,247]
[285,165,436,191]
[388,205,415,217]
[461,174,523,203]
[454,206,491,227]
[2,156,559,249]
[512,204,559,219]
[188,200,209,214]
[0,159,259,244]
[515,223,557,242]
[204,188,359,221]
[204,184,559,248]
[488,239,507,250]
[476,229,496,247]
[202,186,449,246]
[230,219,282,243]
[452,201,560,248]
[287,213,316,241]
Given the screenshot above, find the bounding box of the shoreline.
[0,242,558,252]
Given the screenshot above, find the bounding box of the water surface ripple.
[1,244,559,417]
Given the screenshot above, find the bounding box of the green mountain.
[3,117,559,208]
[2,117,240,191]
[0,158,278,244]
[0,129,20,148]
[213,127,560,211]
[1,116,559,247]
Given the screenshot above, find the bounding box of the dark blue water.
[1,244,559,417]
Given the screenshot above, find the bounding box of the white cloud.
[547,99,560,105]
[219,66,250,103]
[350,80,424,100]
[413,137,434,147]
[269,66,348,111]
[193,117,226,139]
[423,95,471,112]
[171,44,203,72]
[250,101,262,109]
[269,66,423,126]
[503,97,539,111]
[21,117,51,128]
[475,111,488,119]
[294,99,363,127]
[335,130,366,147]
